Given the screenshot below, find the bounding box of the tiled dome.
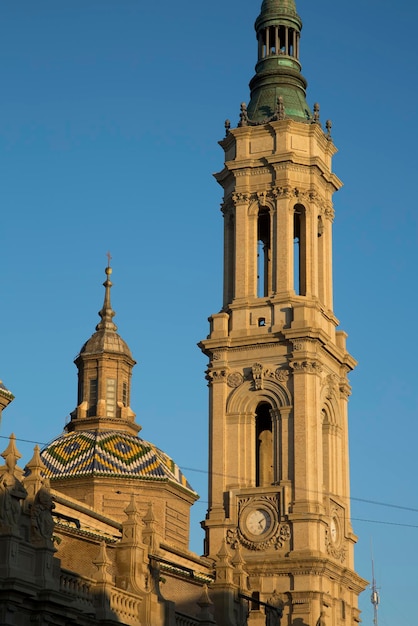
[41,430,196,495]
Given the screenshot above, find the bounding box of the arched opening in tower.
[257,208,271,298]
[255,402,273,487]
[293,203,307,296]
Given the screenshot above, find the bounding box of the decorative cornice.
[235,167,272,177]
[209,341,285,357]
[230,187,322,208]
[273,163,309,174]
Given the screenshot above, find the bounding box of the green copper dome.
[247,0,311,124]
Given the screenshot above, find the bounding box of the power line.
[2,434,418,526]
[180,465,418,515]
[352,517,418,530]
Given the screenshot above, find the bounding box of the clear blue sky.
[0,2,417,624]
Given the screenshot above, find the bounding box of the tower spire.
[247,0,311,123]
[96,257,117,333]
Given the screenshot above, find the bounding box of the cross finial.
[96,258,117,332]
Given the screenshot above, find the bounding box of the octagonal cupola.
[68,263,139,436]
[247,0,311,123]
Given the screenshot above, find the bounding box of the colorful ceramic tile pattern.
[40,430,195,494]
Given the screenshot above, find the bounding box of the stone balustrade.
[175,612,200,626]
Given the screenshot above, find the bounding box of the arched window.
[225,211,235,305]
[322,408,330,492]
[256,403,273,486]
[317,215,326,304]
[88,378,98,417]
[257,208,271,297]
[293,204,307,295]
[122,381,129,406]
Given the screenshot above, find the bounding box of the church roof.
[79,330,133,359]
[0,381,14,399]
[41,430,196,496]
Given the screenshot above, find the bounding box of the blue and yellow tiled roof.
[41,430,196,495]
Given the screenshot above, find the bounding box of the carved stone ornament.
[226,495,292,551]
[271,186,290,199]
[0,434,27,534]
[277,523,291,547]
[325,528,346,563]
[220,199,234,216]
[31,484,55,547]
[292,188,317,203]
[322,373,338,400]
[291,337,318,352]
[274,368,290,384]
[230,522,291,552]
[339,382,351,399]
[231,187,306,208]
[326,373,338,388]
[252,363,265,390]
[226,527,239,549]
[0,473,27,533]
[318,201,335,221]
[227,372,244,388]
[325,505,346,563]
[232,192,250,205]
[266,591,285,626]
[206,370,227,384]
[257,191,269,206]
[290,360,323,374]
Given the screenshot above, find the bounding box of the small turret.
[69,262,138,435]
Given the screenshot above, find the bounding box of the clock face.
[330,517,338,543]
[245,508,272,536]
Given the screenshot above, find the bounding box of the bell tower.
[200,1,367,624]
